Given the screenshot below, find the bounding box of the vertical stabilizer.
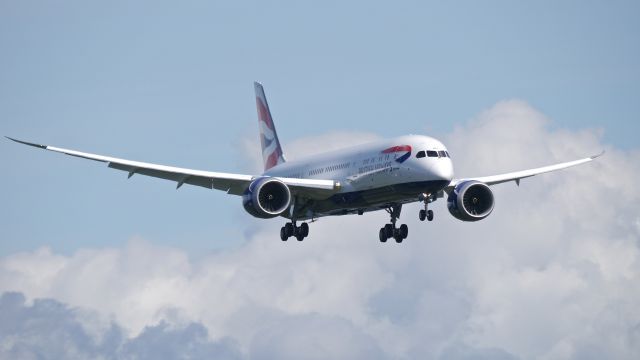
[254,82,286,171]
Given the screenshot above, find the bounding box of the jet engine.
[242,177,292,218]
[447,180,495,221]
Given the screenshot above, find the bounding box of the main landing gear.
[280,221,309,241]
[379,205,408,243]
[418,193,434,222]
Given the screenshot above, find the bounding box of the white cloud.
[0,292,243,359]
[2,100,640,359]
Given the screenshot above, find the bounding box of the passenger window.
[416,151,426,158]
[426,150,438,157]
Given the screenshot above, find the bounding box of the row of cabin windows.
[416,150,450,159]
[309,162,350,176]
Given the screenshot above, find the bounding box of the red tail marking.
[256,98,274,129]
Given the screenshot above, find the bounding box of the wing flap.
[107,163,214,189]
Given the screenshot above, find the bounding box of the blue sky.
[1,2,640,358]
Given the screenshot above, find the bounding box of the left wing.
[6,137,340,198]
[449,151,603,188]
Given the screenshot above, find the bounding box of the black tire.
[379,228,387,242]
[419,209,426,221]
[384,224,393,238]
[427,210,434,221]
[300,222,309,237]
[280,227,288,241]
[395,235,403,243]
[285,223,294,237]
[399,224,408,239]
[296,234,305,241]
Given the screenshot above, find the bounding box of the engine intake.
[242,177,291,218]
[447,180,495,221]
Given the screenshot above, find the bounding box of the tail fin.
[254,81,286,171]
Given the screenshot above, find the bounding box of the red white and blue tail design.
[255,82,286,171]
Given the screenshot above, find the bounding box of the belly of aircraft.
[290,179,450,220]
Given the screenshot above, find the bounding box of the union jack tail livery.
[255,82,286,171]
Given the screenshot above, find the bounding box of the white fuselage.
[263,135,454,219]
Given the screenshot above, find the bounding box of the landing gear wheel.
[280,227,288,241]
[380,204,406,243]
[284,223,294,237]
[419,193,436,222]
[391,228,402,243]
[399,224,408,239]
[384,224,394,238]
[281,221,310,242]
[300,222,309,237]
[293,226,306,242]
[379,228,387,243]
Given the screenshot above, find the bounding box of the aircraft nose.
[433,159,454,181]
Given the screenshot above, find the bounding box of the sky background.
[1,1,639,359]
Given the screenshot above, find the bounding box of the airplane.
[7,82,602,243]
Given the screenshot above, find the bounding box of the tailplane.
[254,82,286,171]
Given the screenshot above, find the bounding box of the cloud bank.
[0,292,242,359]
[1,100,639,359]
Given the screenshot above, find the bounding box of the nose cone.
[433,159,454,182]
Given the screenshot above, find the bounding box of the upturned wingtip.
[591,150,605,160]
[5,136,47,149]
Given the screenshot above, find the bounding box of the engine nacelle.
[447,180,495,221]
[242,177,292,219]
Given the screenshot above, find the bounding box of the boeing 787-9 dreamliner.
[7,82,602,243]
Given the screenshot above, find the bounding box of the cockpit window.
[438,150,446,158]
[416,151,426,158]
[426,150,438,157]
[445,151,450,158]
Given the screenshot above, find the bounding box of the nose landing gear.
[379,205,408,243]
[419,209,434,221]
[418,193,435,222]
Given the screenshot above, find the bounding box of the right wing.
[449,151,603,188]
[6,137,340,198]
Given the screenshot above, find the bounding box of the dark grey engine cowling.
[242,177,292,218]
[447,180,495,221]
